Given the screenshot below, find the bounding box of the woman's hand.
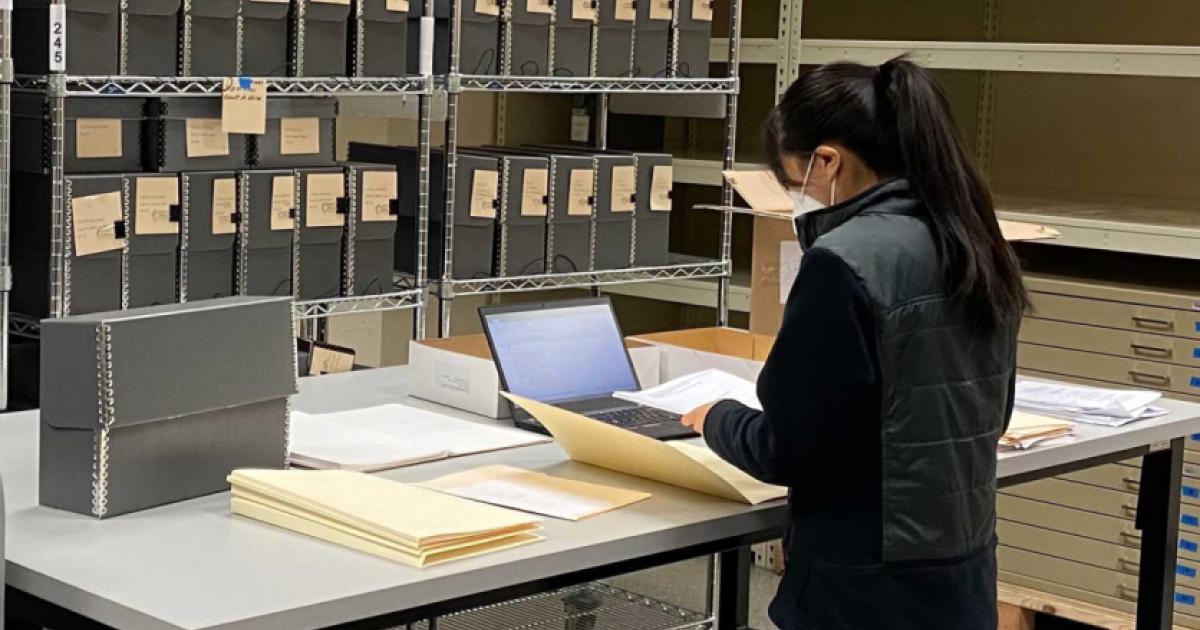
[682,402,717,435]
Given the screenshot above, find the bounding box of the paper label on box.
[221,77,267,135]
[650,165,672,211]
[475,0,500,16]
[611,165,636,212]
[779,240,801,305]
[528,0,553,14]
[470,170,499,219]
[212,178,238,235]
[650,0,672,20]
[614,0,635,21]
[309,345,354,376]
[386,0,410,10]
[271,175,296,231]
[280,117,322,156]
[135,176,181,235]
[570,108,590,142]
[567,169,594,217]
[692,0,712,21]
[75,119,123,159]
[72,191,125,257]
[305,172,345,228]
[521,168,549,217]
[185,118,231,158]
[362,171,398,222]
[572,0,598,21]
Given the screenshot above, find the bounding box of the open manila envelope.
[503,394,787,505]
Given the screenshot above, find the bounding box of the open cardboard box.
[725,170,1063,334]
[629,327,776,382]
[408,335,662,418]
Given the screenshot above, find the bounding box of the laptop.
[479,297,697,440]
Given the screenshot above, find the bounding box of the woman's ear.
[813,145,842,181]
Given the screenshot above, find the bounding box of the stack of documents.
[1000,411,1075,450]
[614,369,760,414]
[1015,380,1167,427]
[289,404,551,472]
[421,465,652,521]
[229,469,543,568]
[503,394,787,505]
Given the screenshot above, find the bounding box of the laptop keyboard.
[591,407,680,428]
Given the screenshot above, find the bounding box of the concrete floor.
[607,557,783,630]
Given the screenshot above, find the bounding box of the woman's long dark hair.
[764,55,1028,333]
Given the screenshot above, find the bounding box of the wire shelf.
[410,583,711,630]
[9,314,40,340]
[447,74,738,94]
[438,257,730,298]
[14,75,431,97]
[292,288,424,320]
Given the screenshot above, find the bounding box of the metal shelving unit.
[431,0,746,335]
[0,1,11,411]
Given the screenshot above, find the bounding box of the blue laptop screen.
[485,303,639,404]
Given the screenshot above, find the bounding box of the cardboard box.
[181,0,239,75]
[240,0,292,76]
[630,326,774,382]
[409,334,661,418]
[15,0,120,76]
[122,0,182,76]
[39,297,295,518]
[180,171,239,301]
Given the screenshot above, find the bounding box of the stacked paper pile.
[229,469,543,567]
[1000,411,1075,450]
[1015,380,1167,427]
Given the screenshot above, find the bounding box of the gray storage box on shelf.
[344,163,399,295]
[675,0,713,78]
[14,0,120,75]
[13,95,145,174]
[181,0,240,76]
[460,0,501,74]
[124,174,182,308]
[237,169,298,297]
[354,0,411,77]
[502,0,551,76]
[295,167,348,300]
[464,149,548,277]
[632,0,670,77]
[549,0,593,77]
[180,171,239,301]
[239,0,292,76]
[38,296,296,519]
[10,174,126,318]
[252,98,337,168]
[627,151,671,266]
[144,99,250,172]
[122,0,183,76]
[544,154,594,273]
[292,0,353,76]
[594,0,634,76]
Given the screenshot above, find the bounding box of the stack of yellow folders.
[999,411,1075,450]
[228,469,543,567]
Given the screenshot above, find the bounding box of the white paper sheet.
[1015,380,1166,427]
[289,414,449,471]
[421,465,651,521]
[613,369,760,415]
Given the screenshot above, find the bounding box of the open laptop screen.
[482,301,640,405]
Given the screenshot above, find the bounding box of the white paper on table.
[420,465,651,521]
[293,404,552,458]
[613,369,760,415]
[1015,380,1162,417]
[289,413,449,471]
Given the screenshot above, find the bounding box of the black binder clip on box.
[38,296,297,519]
[180,171,240,302]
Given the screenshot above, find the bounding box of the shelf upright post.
[48,2,67,321]
[413,0,436,341]
[438,0,464,337]
[0,0,11,410]
[715,0,742,327]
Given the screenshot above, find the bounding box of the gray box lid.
[190,0,238,18]
[125,0,181,16]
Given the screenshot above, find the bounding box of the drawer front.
[1003,477,1138,519]
[999,545,1139,601]
[999,520,1139,574]
[1030,291,1200,341]
[1000,571,1200,629]
[998,494,1140,547]
[1021,317,1200,369]
[1025,274,1200,312]
[1019,343,1200,398]
[1059,463,1141,495]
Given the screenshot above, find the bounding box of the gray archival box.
[345,164,399,296]
[13,95,145,175]
[293,0,353,76]
[122,0,182,76]
[145,98,250,172]
[39,297,296,519]
[595,0,634,76]
[240,0,291,75]
[252,98,338,169]
[550,0,592,77]
[238,169,297,297]
[296,167,348,300]
[180,171,238,301]
[182,0,239,76]
[14,0,119,75]
[125,174,182,308]
[356,0,411,76]
[503,0,551,76]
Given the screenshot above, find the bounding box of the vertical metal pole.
[1135,438,1184,630]
[49,100,66,320]
[595,94,609,150]
[713,547,752,630]
[437,0,464,338]
[0,0,11,410]
[715,0,742,327]
[414,89,432,340]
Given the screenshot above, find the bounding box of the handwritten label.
[362,171,398,222]
[185,118,231,158]
[72,192,125,257]
[271,175,296,231]
[475,0,500,16]
[610,166,636,213]
[649,0,672,20]
[650,164,672,211]
[692,0,712,21]
[528,0,554,14]
[75,119,122,159]
[305,172,345,228]
[521,168,549,217]
[280,117,321,156]
[386,0,410,10]
[614,0,635,20]
[212,178,238,235]
[572,0,598,21]
[567,169,594,217]
[221,77,267,135]
[135,176,180,235]
[470,170,499,219]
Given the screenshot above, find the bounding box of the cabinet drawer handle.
[1132,315,1174,331]
[1129,370,1171,386]
[1118,584,1140,601]
[1122,504,1138,518]
[1131,343,1172,358]
[1117,557,1140,573]
[1124,477,1142,491]
[1121,531,1143,545]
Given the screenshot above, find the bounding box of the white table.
[2,366,1199,630]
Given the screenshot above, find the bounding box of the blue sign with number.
[1178,592,1196,606]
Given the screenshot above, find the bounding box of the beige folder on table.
[503,394,787,505]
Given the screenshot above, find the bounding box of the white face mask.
[789,154,836,219]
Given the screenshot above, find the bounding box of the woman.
[681,55,1026,630]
